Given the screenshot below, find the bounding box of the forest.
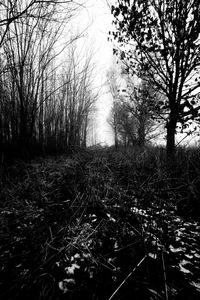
[0,1,200,299]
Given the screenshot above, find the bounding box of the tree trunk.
[82,116,88,148]
[166,118,176,164]
[114,125,118,150]
[138,121,145,149]
[19,108,28,146]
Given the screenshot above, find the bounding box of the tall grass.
[0,146,200,299]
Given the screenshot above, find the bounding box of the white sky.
[74,0,115,145]
[71,1,199,147]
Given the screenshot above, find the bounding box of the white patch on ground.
[179,260,192,274]
[74,253,80,259]
[190,281,200,291]
[169,245,185,253]
[131,207,148,217]
[194,253,200,259]
[106,213,116,222]
[65,263,80,275]
[114,241,119,249]
[148,253,157,259]
[58,278,75,293]
[185,254,193,259]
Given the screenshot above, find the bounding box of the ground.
[0,146,200,299]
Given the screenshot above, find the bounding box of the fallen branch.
[108,255,148,300]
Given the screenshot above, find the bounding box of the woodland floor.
[0,147,200,300]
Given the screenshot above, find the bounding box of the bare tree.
[0,0,80,46]
[0,0,83,155]
[106,67,121,149]
[108,100,138,147]
[122,77,164,148]
[107,66,161,148]
[55,44,98,150]
[111,0,200,160]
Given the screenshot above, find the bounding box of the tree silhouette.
[111,0,200,160]
[0,1,96,157]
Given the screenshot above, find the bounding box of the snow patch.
[179,260,192,274]
[65,263,80,274]
[169,245,184,253]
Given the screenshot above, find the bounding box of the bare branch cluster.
[0,0,98,156]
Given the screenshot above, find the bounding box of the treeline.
[0,1,97,158]
[107,67,164,149]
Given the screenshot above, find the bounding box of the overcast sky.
[72,1,199,147]
[76,0,115,145]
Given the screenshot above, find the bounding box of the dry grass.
[0,147,200,299]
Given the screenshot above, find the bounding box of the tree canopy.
[111,0,200,158]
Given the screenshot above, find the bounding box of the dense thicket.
[0,1,97,158]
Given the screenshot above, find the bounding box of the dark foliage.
[110,0,200,159]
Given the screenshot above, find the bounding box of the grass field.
[0,146,200,299]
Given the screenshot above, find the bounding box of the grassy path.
[0,148,200,299]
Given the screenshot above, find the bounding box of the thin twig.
[108,255,147,300]
[161,251,168,300]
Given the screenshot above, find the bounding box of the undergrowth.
[0,146,200,299]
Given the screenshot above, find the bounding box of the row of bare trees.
[0,1,97,156]
[107,67,164,149]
